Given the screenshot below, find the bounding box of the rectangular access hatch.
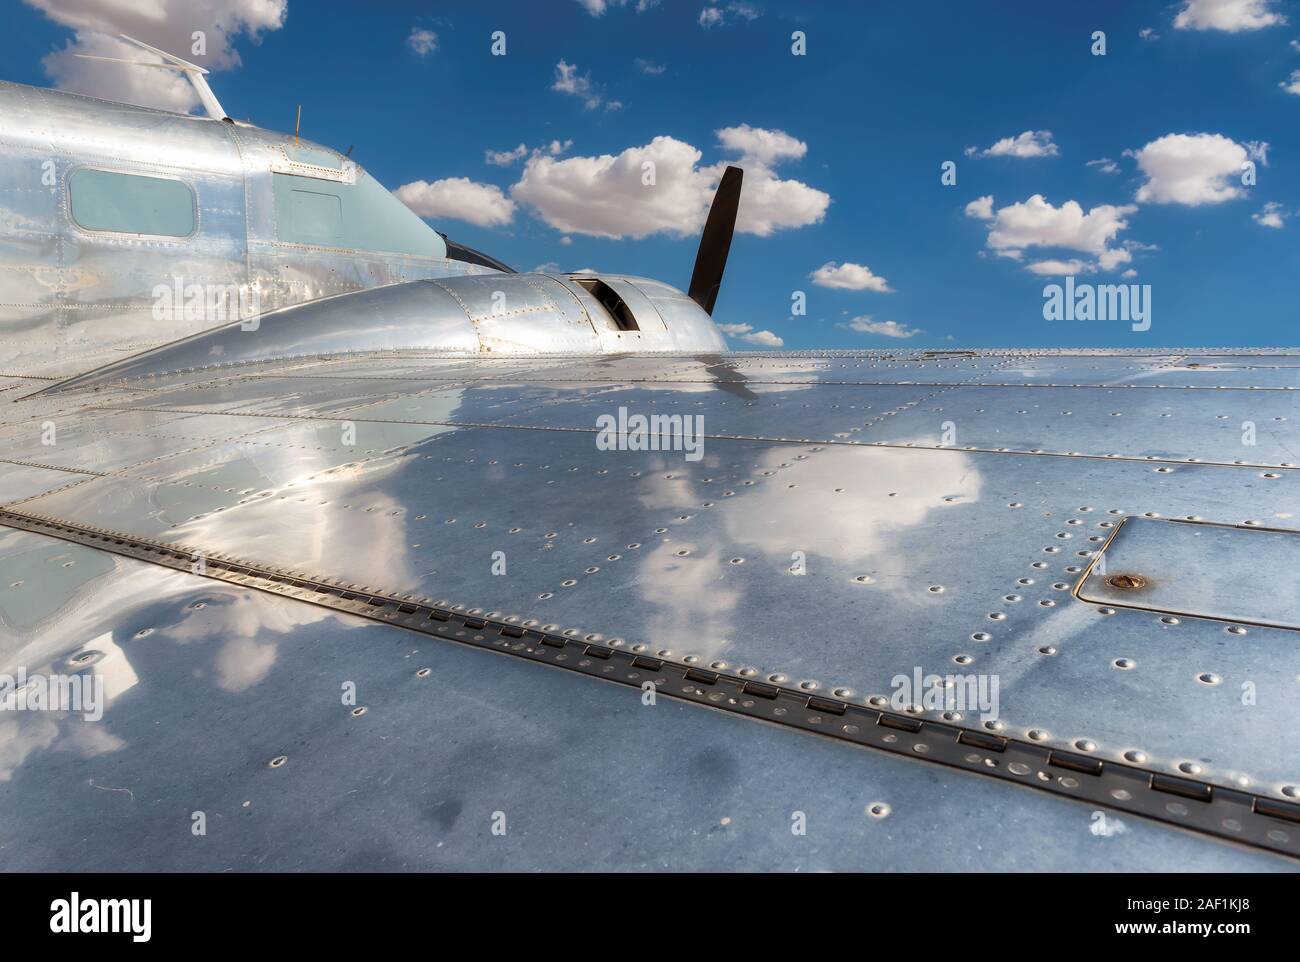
[1077,517,1300,630]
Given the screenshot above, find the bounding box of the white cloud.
[967,130,1059,159]
[1173,0,1286,32]
[408,27,437,56]
[842,317,922,338]
[29,0,287,113]
[636,58,667,75]
[1122,268,1138,278]
[1253,201,1287,227]
[716,123,806,166]
[1098,247,1134,271]
[577,0,660,14]
[986,194,1136,256]
[1281,69,1300,94]
[513,136,707,239]
[1025,258,1094,276]
[717,322,783,346]
[553,60,619,110]
[1131,132,1263,205]
[1139,27,1159,39]
[394,177,516,227]
[964,195,994,220]
[699,3,760,28]
[810,261,892,292]
[510,127,829,239]
[1087,157,1120,174]
[486,144,528,166]
[977,194,1138,274]
[486,140,571,166]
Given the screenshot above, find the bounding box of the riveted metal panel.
[1078,517,1300,629]
[3,349,1299,865]
[0,525,1291,870]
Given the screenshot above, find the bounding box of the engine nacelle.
[29,272,728,396]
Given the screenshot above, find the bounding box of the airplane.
[0,34,728,385]
[0,37,1297,874]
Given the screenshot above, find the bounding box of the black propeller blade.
[687,165,743,315]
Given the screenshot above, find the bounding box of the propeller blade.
[687,165,743,315]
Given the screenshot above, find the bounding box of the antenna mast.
[74,34,230,121]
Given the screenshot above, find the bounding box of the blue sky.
[7,0,1300,348]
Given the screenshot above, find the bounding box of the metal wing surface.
[2,349,1298,870]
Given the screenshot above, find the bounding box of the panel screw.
[1107,573,1147,590]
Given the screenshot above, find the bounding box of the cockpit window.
[68,168,196,238]
[281,143,346,169]
[272,172,447,258]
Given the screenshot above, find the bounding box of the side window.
[68,168,195,237]
[272,171,445,258]
[286,188,343,246]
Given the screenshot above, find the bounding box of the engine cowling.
[28,271,728,397]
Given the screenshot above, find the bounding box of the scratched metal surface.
[3,350,1299,832]
[0,526,1289,872]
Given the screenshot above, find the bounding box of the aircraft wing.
[1,348,1298,870]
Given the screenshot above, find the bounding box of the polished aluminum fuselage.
[0,81,725,383]
[0,82,508,377]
